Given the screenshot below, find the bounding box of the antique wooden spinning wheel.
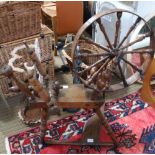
[71,9,154,92]
[1,9,155,150]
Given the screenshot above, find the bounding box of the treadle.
[45,140,114,146]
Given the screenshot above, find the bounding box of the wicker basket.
[0,2,42,44]
[0,28,54,97]
[63,40,102,67]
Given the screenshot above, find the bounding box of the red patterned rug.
[5,91,155,154]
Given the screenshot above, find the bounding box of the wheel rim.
[71,9,154,92]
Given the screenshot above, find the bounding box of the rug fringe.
[5,137,11,154]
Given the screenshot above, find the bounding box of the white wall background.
[136,1,155,20]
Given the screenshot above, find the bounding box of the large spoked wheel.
[71,9,154,92]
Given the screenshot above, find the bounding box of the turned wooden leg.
[95,108,117,146]
[52,16,58,56]
[40,108,48,142]
[54,34,58,56]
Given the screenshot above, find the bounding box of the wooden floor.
[0,56,142,153]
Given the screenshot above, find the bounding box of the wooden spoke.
[122,49,154,55]
[78,76,88,86]
[114,12,122,48]
[74,52,110,59]
[121,57,143,74]
[118,17,142,48]
[120,32,151,50]
[117,60,128,87]
[86,84,99,92]
[78,48,108,55]
[109,68,122,80]
[75,74,100,92]
[79,37,110,53]
[73,71,89,85]
[87,58,111,85]
[78,56,109,75]
[96,18,113,49]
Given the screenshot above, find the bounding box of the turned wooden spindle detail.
[24,42,47,77]
[114,11,122,48]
